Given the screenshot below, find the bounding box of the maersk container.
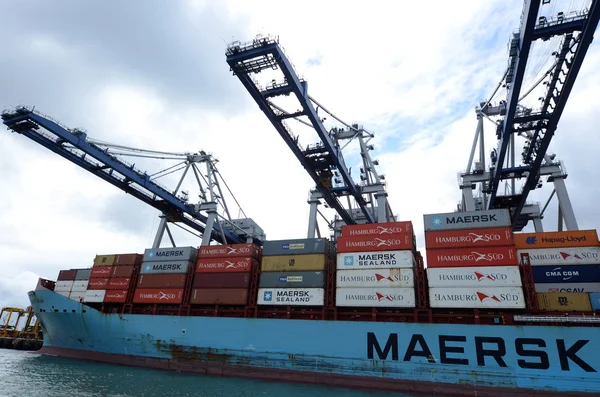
[262,239,330,257]
[336,287,415,307]
[192,273,250,289]
[93,255,116,267]
[54,280,74,292]
[107,278,131,290]
[196,257,255,273]
[534,282,600,293]
[70,280,89,292]
[341,221,413,237]
[114,253,141,266]
[190,288,248,305]
[261,254,326,272]
[514,230,599,249]
[336,269,414,288]
[429,287,526,309]
[110,265,135,278]
[57,270,77,281]
[537,292,592,312]
[259,271,325,288]
[83,289,106,303]
[427,266,522,288]
[137,274,186,289]
[75,269,91,280]
[590,292,600,311]
[198,243,260,259]
[531,264,600,283]
[104,290,128,303]
[143,247,198,263]
[68,290,85,301]
[140,261,190,275]
[425,227,514,249]
[336,250,414,270]
[257,288,325,306]
[423,208,511,231]
[133,288,184,304]
[87,278,109,290]
[517,246,600,266]
[90,266,111,278]
[426,246,517,268]
[336,234,413,253]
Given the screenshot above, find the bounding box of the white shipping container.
[54,280,74,292]
[257,288,324,306]
[335,287,415,307]
[518,246,600,266]
[534,283,600,293]
[71,280,89,292]
[336,250,414,270]
[429,287,525,309]
[69,291,86,301]
[427,266,522,288]
[56,290,70,298]
[336,268,414,288]
[83,289,106,303]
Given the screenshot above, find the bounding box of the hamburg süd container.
[341,221,413,237]
[115,253,141,266]
[137,274,186,289]
[107,278,131,290]
[198,243,260,259]
[531,264,600,283]
[93,255,116,267]
[590,292,600,311]
[424,227,513,249]
[90,266,111,278]
[190,288,248,305]
[336,234,413,253]
[110,265,135,278]
[335,287,416,308]
[537,292,592,312]
[142,247,198,263]
[261,254,327,272]
[514,230,599,249]
[257,288,325,306]
[71,280,89,292]
[423,208,511,232]
[56,290,70,298]
[75,269,92,280]
[192,273,250,289]
[68,291,85,301]
[517,246,600,266]
[196,257,255,273]
[83,289,106,303]
[336,250,414,270]
[534,282,600,293]
[133,288,184,304]
[262,239,331,257]
[426,266,522,288]
[336,269,414,288]
[259,271,325,288]
[426,246,518,268]
[54,280,74,292]
[429,287,526,309]
[88,278,109,290]
[140,261,190,275]
[104,290,128,303]
[57,269,77,281]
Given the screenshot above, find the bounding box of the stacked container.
[335,221,416,308]
[104,253,141,303]
[192,243,260,305]
[55,269,77,298]
[69,269,91,301]
[84,254,116,303]
[424,209,526,309]
[257,239,329,306]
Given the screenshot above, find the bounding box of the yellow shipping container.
[261,254,326,272]
[537,292,592,312]
[93,254,116,267]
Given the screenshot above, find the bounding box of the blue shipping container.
[590,292,600,311]
[532,264,600,283]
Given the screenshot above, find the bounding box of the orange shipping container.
[91,266,111,278]
[426,246,517,268]
[425,227,513,249]
[341,221,413,237]
[88,278,109,289]
[133,288,184,304]
[196,257,255,273]
[337,234,413,253]
[104,290,128,303]
[107,278,131,290]
[514,230,599,249]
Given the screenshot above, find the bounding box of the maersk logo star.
[344,256,354,266]
[145,264,152,272]
[432,216,443,228]
[264,291,273,301]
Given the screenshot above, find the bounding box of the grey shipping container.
[262,238,331,256]
[143,247,198,263]
[140,260,191,274]
[423,209,511,232]
[259,271,325,288]
[75,269,92,280]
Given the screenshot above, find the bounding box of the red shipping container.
[107,278,131,290]
[104,290,128,303]
[133,288,184,304]
[57,269,77,281]
[337,234,413,253]
[115,253,141,266]
[137,274,186,289]
[426,246,518,268]
[91,266,111,278]
[110,265,135,278]
[341,221,413,237]
[190,288,248,305]
[425,227,514,249]
[198,243,260,259]
[88,278,109,289]
[196,257,255,273]
[193,273,250,289]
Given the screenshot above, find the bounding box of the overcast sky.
[1,0,599,309]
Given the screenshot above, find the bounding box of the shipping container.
[336,250,414,270]
[336,269,414,288]
[68,291,85,301]
[590,292,600,311]
[87,278,109,290]
[115,253,141,266]
[425,227,514,249]
[198,243,260,259]
[537,292,592,312]
[341,221,413,237]
[192,273,250,289]
[517,246,600,266]
[71,280,89,292]
[336,234,413,253]
[54,280,74,292]
[83,289,106,303]
[261,254,327,272]
[90,266,111,278]
[140,261,191,275]
[259,271,326,288]
[257,288,325,306]
[137,274,186,289]
[110,265,135,278]
[429,287,526,309]
[335,287,416,308]
[143,246,198,263]
[196,257,255,273]
[93,255,116,267]
[107,278,131,290]
[57,269,77,281]
[262,239,330,256]
[190,288,248,305]
[104,290,128,303]
[423,209,511,232]
[427,266,522,288]
[534,283,600,293]
[75,269,92,280]
[132,288,184,304]
[426,246,518,268]
[531,264,600,283]
[514,230,599,249]
[56,290,70,298]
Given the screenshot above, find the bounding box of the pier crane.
[460,0,600,231]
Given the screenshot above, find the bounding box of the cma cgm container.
[531,265,600,283]
[336,250,414,270]
[534,283,600,293]
[427,266,522,287]
[429,287,525,309]
[514,230,599,249]
[336,288,415,307]
[336,234,413,253]
[340,221,413,237]
[257,288,324,306]
[426,246,517,268]
[336,269,414,288]
[196,257,255,273]
[425,227,513,249]
[424,209,510,231]
[537,292,592,311]
[517,247,600,266]
[262,239,330,256]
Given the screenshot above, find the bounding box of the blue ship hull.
[29,289,600,396]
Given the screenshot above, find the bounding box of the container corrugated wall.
[104,290,128,303]
[57,270,77,281]
[424,209,511,231]
[190,289,248,305]
[140,261,190,274]
[537,292,592,311]
[192,273,250,289]
[261,254,326,272]
[589,292,600,311]
[137,274,186,289]
[259,271,325,288]
[133,289,184,304]
[336,269,414,288]
[142,247,198,263]
[340,221,413,237]
[517,246,600,266]
[54,280,74,292]
[427,266,522,287]
[196,257,254,273]
[335,288,415,307]
[111,265,135,278]
[429,287,525,309]
[336,234,413,253]
[532,265,600,283]
[198,243,260,259]
[534,283,600,293]
[93,255,116,267]
[262,239,330,256]
[84,289,106,302]
[91,267,111,278]
[75,269,91,280]
[336,250,414,270]
[514,230,599,249]
[425,227,514,249]
[257,288,324,306]
[426,246,518,268]
[88,278,109,290]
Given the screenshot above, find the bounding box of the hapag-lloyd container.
[196,257,255,273]
[261,254,327,272]
[88,278,109,290]
[91,266,111,278]
[518,246,600,266]
[192,273,250,289]
[83,289,106,303]
[259,271,325,288]
[190,288,248,305]
[336,269,414,288]
[104,290,128,303]
[140,261,190,275]
[71,280,89,292]
[425,227,514,249]
[537,292,592,311]
[54,280,74,292]
[424,209,511,232]
[514,230,599,249]
[133,288,184,304]
[111,265,135,278]
[427,266,522,287]
[429,287,526,309]
[426,246,518,268]
[262,239,330,257]
[107,278,131,290]
[137,274,186,289]
[257,288,325,306]
[198,243,260,259]
[93,255,116,267]
[75,269,92,280]
[335,288,416,307]
[143,247,198,263]
[534,282,600,293]
[57,270,77,281]
[68,290,85,301]
[341,221,413,237]
[336,234,413,253]
[336,250,414,270]
[531,264,600,283]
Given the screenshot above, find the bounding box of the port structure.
[460,0,600,231]
[226,36,394,237]
[0,306,39,339]
[1,107,265,247]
